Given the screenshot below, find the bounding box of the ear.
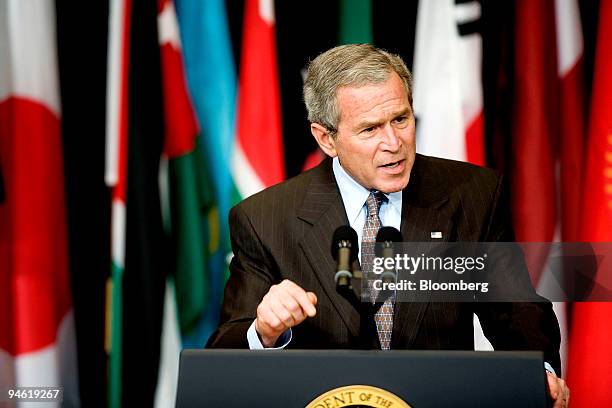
[310,123,337,157]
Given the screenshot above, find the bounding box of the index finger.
[281,280,317,317]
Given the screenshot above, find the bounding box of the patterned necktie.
[361,191,394,350]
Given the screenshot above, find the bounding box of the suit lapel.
[296,155,454,345]
[393,155,451,348]
[297,159,361,338]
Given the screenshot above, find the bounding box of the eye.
[360,125,377,135]
[393,115,409,127]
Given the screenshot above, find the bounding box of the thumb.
[547,372,559,399]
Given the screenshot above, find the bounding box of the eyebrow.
[355,107,412,131]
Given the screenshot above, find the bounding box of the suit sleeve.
[206,204,279,348]
[474,174,562,374]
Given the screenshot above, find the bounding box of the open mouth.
[380,160,404,168]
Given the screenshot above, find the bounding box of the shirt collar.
[332,157,402,224]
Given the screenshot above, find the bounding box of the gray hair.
[303,44,413,136]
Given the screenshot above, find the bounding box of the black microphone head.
[376,226,403,243]
[331,225,358,261]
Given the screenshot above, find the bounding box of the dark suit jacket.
[207,154,561,373]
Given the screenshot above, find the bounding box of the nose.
[380,124,401,152]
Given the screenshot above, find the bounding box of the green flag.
[339,0,373,44]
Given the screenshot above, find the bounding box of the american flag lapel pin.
[431,231,442,239]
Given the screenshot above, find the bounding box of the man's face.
[329,72,416,193]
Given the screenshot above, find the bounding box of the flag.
[157,0,208,337]
[339,0,372,44]
[512,0,558,249]
[567,0,612,405]
[550,0,587,374]
[0,0,78,405]
[0,164,4,202]
[413,0,488,350]
[107,0,172,406]
[303,0,373,173]
[175,0,237,342]
[104,0,132,405]
[155,0,211,405]
[413,0,485,165]
[509,6,561,367]
[232,0,285,198]
[510,0,585,374]
[121,0,171,404]
[555,0,585,243]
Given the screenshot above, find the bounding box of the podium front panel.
[176,349,547,407]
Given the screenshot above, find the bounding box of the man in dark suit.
[208,44,568,407]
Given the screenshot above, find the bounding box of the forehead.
[336,73,410,124]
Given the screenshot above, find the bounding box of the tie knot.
[366,191,386,218]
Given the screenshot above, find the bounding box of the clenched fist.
[254,279,318,347]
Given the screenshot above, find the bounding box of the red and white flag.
[105,0,132,405]
[0,0,78,404]
[155,0,200,406]
[567,0,612,405]
[549,0,587,374]
[413,0,485,166]
[511,0,586,374]
[232,0,285,198]
[413,0,487,349]
[555,0,585,243]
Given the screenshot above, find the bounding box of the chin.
[376,178,409,194]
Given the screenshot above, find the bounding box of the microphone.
[375,227,403,299]
[331,226,358,289]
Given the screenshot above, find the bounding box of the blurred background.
[1,0,611,407]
